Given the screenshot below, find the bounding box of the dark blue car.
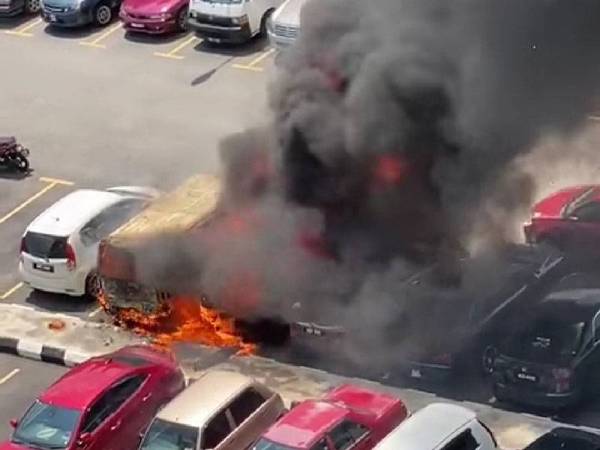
[0,0,40,18]
[41,0,119,27]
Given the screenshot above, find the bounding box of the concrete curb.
[0,336,93,367]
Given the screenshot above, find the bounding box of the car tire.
[94,3,113,27]
[25,0,41,14]
[259,9,273,37]
[85,272,102,300]
[482,346,497,376]
[176,6,188,32]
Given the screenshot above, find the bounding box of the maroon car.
[119,0,187,34]
[0,345,185,450]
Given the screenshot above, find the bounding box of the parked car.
[0,0,39,17]
[41,0,123,28]
[252,384,408,450]
[492,287,600,410]
[523,427,600,450]
[187,0,285,44]
[373,403,497,450]
[1,345,186,450]
[139,370,285,450]
[19,186,158,297]
[524,184,600,250]
[119,0,188,35]
[266,0,308,51]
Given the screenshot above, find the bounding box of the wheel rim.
[27,0,40,12]
[97,6,111,25]
[178,9,187,30]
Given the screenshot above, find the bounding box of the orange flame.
[372,154,408,188]
[98,294,256,356]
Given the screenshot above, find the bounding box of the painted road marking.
[0,369,20,385]
[0,282,23,300]
[154,35,201,60]
[588,115,600,121]
[0,177,74,226]
[5,18,43,37]
[80,23,122,48]
[88,306,103,318]
[232,48,275,72]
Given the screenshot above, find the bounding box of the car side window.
[107,374,147,410]
[80,200,143,245]
[228,388,267,426]
[441,429,479,450]
[81,394,113,433]
[202,410,232,449]
[572,202,600,222]
[328,420,369,450]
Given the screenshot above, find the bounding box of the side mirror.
[77,432,91,447]
[9,419,18,429]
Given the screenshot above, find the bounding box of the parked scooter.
[0,137,30,172]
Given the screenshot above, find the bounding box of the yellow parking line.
[39,177,75,186]
[232,48,275,72]
[0,177,74,225]
[80,23,122,48]
[5,18,43,37]
[0,282,23,300]
[154,35,200,60]
[88,306,102,318]
[0,369,20,385]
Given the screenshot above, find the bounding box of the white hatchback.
[19,186,159,297]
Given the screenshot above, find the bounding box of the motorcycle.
[0,136,30,173]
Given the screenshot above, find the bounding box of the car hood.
[123,0,183,14]
[532,185,595,219]
[272,0,309,27]
[0,442,35,450]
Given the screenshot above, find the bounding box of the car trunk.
[21,232,72,280]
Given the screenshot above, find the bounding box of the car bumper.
[0,0,24,16]
[493,380,581,410]
[187,18,250,43]
[120,11,178,34]
[400,360,454,382]
[19,262,86,296]
[267,31,295,51]
[42,8,91,27]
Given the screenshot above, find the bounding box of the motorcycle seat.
[0,136,17,147]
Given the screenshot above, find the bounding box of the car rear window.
[23,232,68,259]
[110,354,151,367]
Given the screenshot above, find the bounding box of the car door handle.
[142,393,153,402]
[110,420,121,431]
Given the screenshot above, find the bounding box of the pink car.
[524,185,600,249]
[252,384,409,450]
[119,0,188,35]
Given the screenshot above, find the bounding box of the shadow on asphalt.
[43,20,116,40]
[124,29,186,45]
[190,56,235,86]
[25,289,94,314]
[0,168,33,180]
[0,15,33,30]
[195,35,268,58]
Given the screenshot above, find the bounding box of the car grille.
[126,11,150,19]
[191,12,233,27]
[274,24,298,38]
[44,4,72,12]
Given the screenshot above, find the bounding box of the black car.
[492,284,600,410]
[524,427,600,450]
[0,0,39,17]
[41,0,119,27]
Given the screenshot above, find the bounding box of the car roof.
[156,370,254,428]
[374,403,476,450]
[27,189,126,236]
[39,354,141,410]
[262,400,348,448]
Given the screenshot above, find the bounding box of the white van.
[266,0,309,51]
[187,0,285,44]
[374,403,498,450]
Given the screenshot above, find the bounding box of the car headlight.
[231,14,248,25]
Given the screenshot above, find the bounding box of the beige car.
[139,370,285,450]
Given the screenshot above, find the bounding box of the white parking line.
[88,306,103,318]
[0,282,24,300]
[0,369,20,385]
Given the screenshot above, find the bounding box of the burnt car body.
[492,285,600,410]
[396,244,578,382]
[523,427,600,450]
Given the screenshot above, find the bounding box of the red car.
[524,185,600,249]
[119,0,188,35]
[252,384,409,450]
[1,345,185,450]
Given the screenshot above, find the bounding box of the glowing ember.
[98,294,256,355]
[372,154,408,188]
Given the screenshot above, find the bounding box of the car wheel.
[85,272,102,300]
[25,0,41,13]
[177,7,188,32]
[482,346,497,375]
[259,9,273,37]
[94,3,113,26]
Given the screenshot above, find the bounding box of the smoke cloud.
[137,0,600,364]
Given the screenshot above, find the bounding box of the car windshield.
[12,400,80,449]
[140,418,199,450]
[502,314,586,363]
[252,438,299,450]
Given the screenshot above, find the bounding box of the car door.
[220,386,284,450]
[327,420,373,450]
[565,201,600,247]
[200,408,234,450]
[77,389,124,450]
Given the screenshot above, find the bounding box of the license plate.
[516,372,537,382]
[33,262,54,273]
[131,23,144,28]
[410,369,422,379]
[49,14,57,21]
[207,37,221,42]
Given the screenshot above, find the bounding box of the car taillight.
[431,353,453,366]
[20,237,27,254]
[552,367,572,393]
[66,243,77,271]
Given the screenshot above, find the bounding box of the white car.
[19,186,159,297]
[373,403,498,450]
[267,0,309,51]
